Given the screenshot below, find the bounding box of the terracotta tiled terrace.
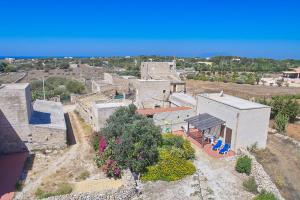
[173,129,235,158]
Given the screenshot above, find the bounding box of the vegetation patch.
[253,190,277,200]
[31,77,85,101]
[76,170,90,181]
[236,155,252,175]
[243,176,258,194]
[94,104,162,178]
[141,133,196,181]
[35,183,72,199]
[141,148,196,181]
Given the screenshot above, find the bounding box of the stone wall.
[0,84,67,154]
[153,109,195,131]
[30,125,67,150]
[136,80,170,108]
[140,61,176,80]
[239,148,284,200]
[0,84,32,153]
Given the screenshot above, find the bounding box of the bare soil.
[253,134,300,200]
[186,80,300,99]
[15,110,123,199]
[269,120,300,142]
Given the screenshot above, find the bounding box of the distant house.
[282,67,300,83]
[196,93,271,151]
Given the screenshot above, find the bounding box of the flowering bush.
[99,136,107,154]
[102,159,121,178]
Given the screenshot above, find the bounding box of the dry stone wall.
[239,148,284,200]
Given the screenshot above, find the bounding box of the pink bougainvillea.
[115,137,121,145]
[102,159,121,178]
[98,136,107,154]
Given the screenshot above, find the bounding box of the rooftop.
[30,100,66,130]
[169,93,196,107]
[94,102,127,109]
[0,83,29,90]
[137,106,192,116]
[198,93,269,110]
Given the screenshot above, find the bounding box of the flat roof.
[169,93,196,106]
[0,83,29,90]
[30,100,66,130]
[198,93,270,110]
[137,106,192,116]
[94,102,127,109]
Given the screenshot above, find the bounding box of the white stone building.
[196,93,271,151]
[91,102,129,132]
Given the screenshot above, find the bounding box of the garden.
[93,104,196,181]
[30,77,85,102]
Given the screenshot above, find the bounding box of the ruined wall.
[0,84,32,154]
[0,84,67,154]
[30,125,67,150]
[140,62,176,80]
[136,80,170,109]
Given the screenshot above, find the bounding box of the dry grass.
[253,134,300,200]
[186,80,300,99]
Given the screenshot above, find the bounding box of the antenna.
[42,76,46,100]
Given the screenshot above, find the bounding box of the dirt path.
[15,111,93,199]
[255,134,300,200]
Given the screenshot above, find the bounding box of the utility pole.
[42,76,46,100]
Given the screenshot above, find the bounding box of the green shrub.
[236,155,252,175]
[162,133,184,148]
[253,190,277,200]
[270,96,299,122]
[182,140,195,159]
[76,170,90,181]
[141,148,196,181]
[274,113,289,133]
[35,183,72,199]
[243,176,258,193]
[15,180,23,191]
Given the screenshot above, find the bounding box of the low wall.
[30,125,67,150]
[239,148,284,200]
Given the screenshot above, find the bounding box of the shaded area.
[29,111,51,124]
[253,134,300,200]
[0,152,28,200]
[0,110,28,154]
[65,113,76,145]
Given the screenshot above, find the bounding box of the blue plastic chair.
[219,144,230,154]
[212,140,222,151]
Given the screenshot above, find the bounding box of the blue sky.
[1,0,300,58]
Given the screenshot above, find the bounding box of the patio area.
[173,129,235,158]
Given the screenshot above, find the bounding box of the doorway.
[225,128,232,145]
